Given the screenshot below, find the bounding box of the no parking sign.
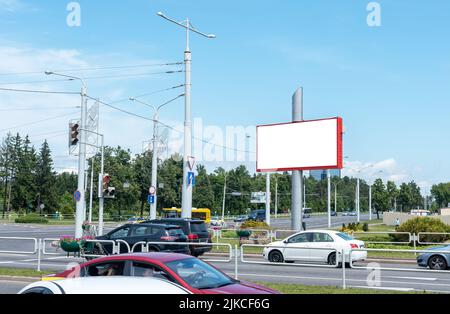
[73,190,82,202]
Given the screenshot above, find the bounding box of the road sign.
[251,192,266,204]
[148,195,155,204]
[149,186,156,195]
[74,190,82,202]
[187,172,195,186]
[188,156,196,171]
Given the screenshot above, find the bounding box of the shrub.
[363,223,369,232]
[15,214,49,224]
[392,217,450,244]
[240,220,271,230]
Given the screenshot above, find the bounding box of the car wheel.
[428,255,448,270]
[268,250,284,263]
[328,252,337,266]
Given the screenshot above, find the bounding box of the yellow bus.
[162,207,211,224]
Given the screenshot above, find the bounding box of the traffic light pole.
[150,111,159,220]
[75,87,87,238]
[98,136,105,235]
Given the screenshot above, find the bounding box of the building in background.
[310,169,341,181]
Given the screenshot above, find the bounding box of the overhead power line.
[0,111,78,134]
[88,96,256,155]
[0,87,79,94]
[0,70,184,86]
[0,62,183,77]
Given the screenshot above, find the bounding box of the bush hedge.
[15,214,49,224]
[392,217,450,244]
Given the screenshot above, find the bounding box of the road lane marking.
[386,276,437,281]
[352,286,414,292]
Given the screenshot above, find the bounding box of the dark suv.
[248,210,266,222]
[95,223,189,255]
[147,218,212,257]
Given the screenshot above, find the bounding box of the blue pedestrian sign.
[148,195,155,205]
[73,190,82,202]
[187,172,196,186]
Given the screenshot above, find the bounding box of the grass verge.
[0,267,56,278]
[253,282,427,294]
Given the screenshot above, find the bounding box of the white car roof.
[19,277,191,295]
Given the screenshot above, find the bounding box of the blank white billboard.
[257,118,343,172]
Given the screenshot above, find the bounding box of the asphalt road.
[4,217,450,295]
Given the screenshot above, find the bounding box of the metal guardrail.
[349,247,450,273]
[417,232,450,245]
[0,237,38,254]
[351,232,412,245]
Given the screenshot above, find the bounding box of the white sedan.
[263,230,367,266]
[18,277,191,295]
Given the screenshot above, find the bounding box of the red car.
[45,253,280,294]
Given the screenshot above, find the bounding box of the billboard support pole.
[266,173,271,226]
[291,88,304,231]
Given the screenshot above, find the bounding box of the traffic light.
[102,174,110,197]
[101,174,115,199]
[105,187,116,199]
[69,122,80,147]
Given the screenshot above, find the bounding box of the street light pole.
[45,71,87,238]
[130,96,183,220]
[266,173,271,226]
[157,12,215,219]
[221,172,227,222]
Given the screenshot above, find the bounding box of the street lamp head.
[44,71,53,76]
[129,97,136,101]
[156,11,165,17]
[207,34,216,39]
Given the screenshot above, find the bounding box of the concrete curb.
[0,276,39,282]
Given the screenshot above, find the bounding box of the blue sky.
[0,0,449,192]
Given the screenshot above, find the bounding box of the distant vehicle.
[147,218,212,257]
[417,245,450,270]
[95,223,190,255]
[248,210,266,222]
[349,212,357,217]
[210,217,226,227]
[263,230,367,266]
[411,209,431,217]
[303,208,312,219]
[234,215,248,223]
[342,211,349,216]
[330,211,337,217]
[162,208,212,224]
[45,253,280,294]
[127,217,147,224]
[19,277,191,295]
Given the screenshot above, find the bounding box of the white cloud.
[0,0,24,12]
[342,158,411,185]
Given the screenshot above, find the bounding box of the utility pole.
[266,173,271,226]
[45,71,87,238]
[221,172,227,222]
[291,88,304,231]
[275,176,278,219]
[88,158,94,223]
[356,178,360,222]
[369,184,372,221]
[157,12,215,219]
[98,135,105,235]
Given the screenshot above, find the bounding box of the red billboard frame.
[256,117,343,173]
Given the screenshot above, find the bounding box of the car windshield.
[165,258,235,289]
[336,233,354,241]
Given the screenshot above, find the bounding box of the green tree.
[372,179,388,219]
[35,140,58,214]
[193,165,214,209]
